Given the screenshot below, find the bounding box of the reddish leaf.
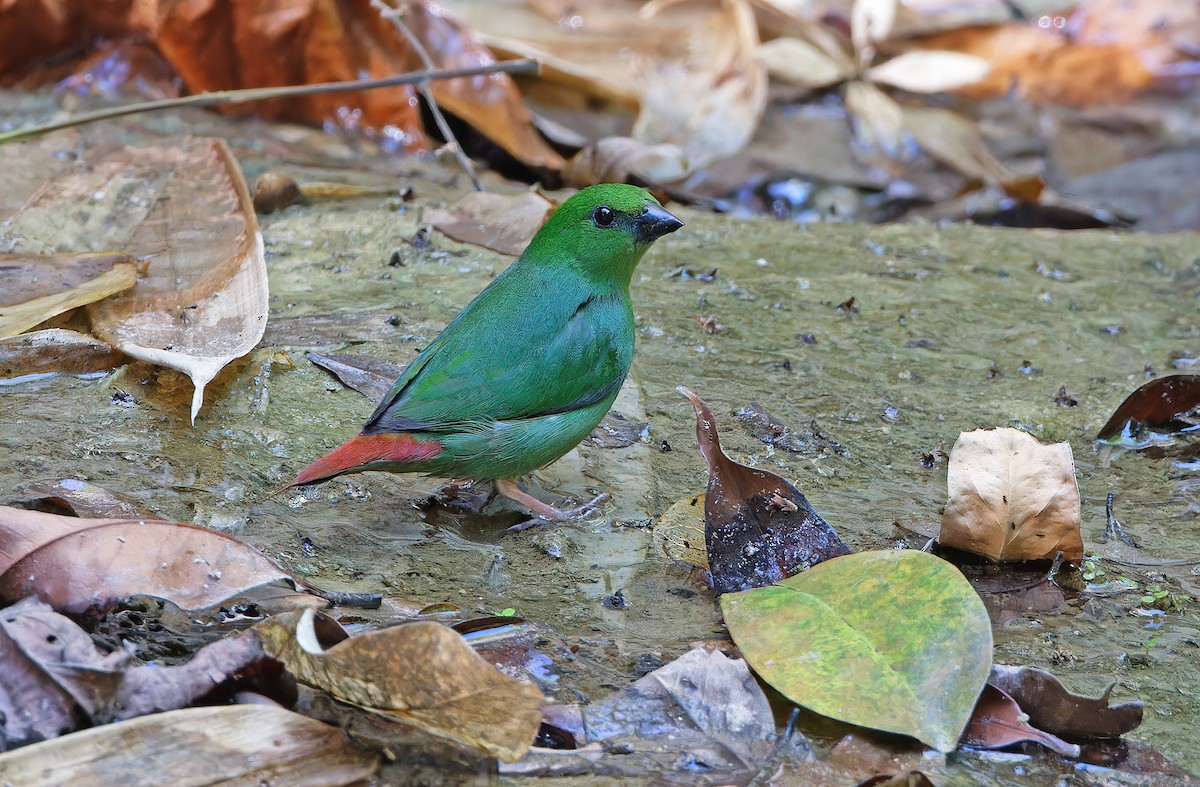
[963,684,1081,757]
[989,665,1143,741]
[1096,374,1200,441]
[679,387,850,595]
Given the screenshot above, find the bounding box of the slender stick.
[372,0,483,191]
[0,60,539,145]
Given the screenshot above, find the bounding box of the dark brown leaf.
[989,665,1143,741]
[679,387,850,595]
[0,329,126,381]
[963,684,1081,757]
[306,351,400,400]
[1096,374,1200,441]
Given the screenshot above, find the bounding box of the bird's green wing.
[363,268,633,434]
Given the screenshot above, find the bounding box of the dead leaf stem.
[0,61,539,146]
[372,0,483,191]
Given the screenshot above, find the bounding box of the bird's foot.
[496,478,609,531]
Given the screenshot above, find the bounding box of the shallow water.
[1,111,1198,782]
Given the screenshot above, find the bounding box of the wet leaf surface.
[721,549,993,753]
[988,664,1144,741]
[962,683,1081,757]
[1096,374,1200,442]
[255,608,543,762]
[6,478,155,519]
[0,329,126,381]
[0,506,309,614]
[681,387,850,594]
[0,703,378,785]
[306,351,400,400]
[652,492,709,569]
[939,428,1084,562]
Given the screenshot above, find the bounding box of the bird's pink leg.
[495,478,609,530]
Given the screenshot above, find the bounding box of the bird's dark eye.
[592,206,616,227]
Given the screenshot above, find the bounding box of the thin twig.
[0,60,539,145]
[372,0,483,191]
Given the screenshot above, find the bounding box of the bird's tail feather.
[289,433,443,487]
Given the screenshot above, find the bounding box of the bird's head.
[529,183,684,285]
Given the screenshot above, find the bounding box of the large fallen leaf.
[0,253,138,339]
[962,683,1080,757]
[0,704,379,786]
[721,549,993,753]
[988,665,1143,741]
[0,505,307,613]
[680,387,850,594]
[2,137,268,423]
[1096,374,1200,442]
[256,609,543,762]
[939,428,1084,562]
[424,190,553,256]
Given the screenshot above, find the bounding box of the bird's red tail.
[290,433,444,487]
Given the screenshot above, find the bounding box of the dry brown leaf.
[425,190,553,256]
[939,428,1083,562]
[843,79,907,159]
[851,0,898,55]
[0,704,379,786]
[864,50,989,93]
[0,505,309,614]
[901,104,1011,182]
[256,608,544,762]
[0,253,138,339]
[563,137,689,187]
[0,329,126,381]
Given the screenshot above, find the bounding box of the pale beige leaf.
[866,51,990,92]
[756,37,856,88]
[563,136,689,187]
[425,191,553,256]
[0,254,137,339]
[2,138,267,423]
[939,428,1084,562]
[0,705,379,787]
[851,0,898,53]
[634,0,768,174]
[257,609,544,762]
[652,492,709,569]
[902,104,1012,182]
[843,79,908,158]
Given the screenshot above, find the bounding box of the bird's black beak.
[635,203,684,244]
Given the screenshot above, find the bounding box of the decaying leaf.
[962,684,1081,757]
[939,428,1084,562]
[256,608,544,762]
[306,351,400,400]
[680,387,850,594]
[2,137,268,423]
[7,478,155,519]
[653,493,708,569]
[0,329,126,381]
[581,646,774,772]
[0,505,309,614]
[901,104,1012,183]
[562,137,689,187]
[0,704,379,785]
[0,253,138,339]
[989,664,1143,741]
[1096,374,1200,442]
[425,190,553,256]
[721,549,993,753]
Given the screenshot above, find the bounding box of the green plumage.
[298,184,683,488]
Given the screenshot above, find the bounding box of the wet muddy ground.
[1,110,1199,782]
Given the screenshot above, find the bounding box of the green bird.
[290,184,683,523]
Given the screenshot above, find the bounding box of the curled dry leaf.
[679,387,850,595]
[989,665,1143,741]
[0,704,378,786]
[0,329,125,381]
[1096,374,1200,442]
[939,428,1084,562]
[0,505,308,614]
[563,137,689,187]
[962,684,1081,758]
[2,137,268,423]
[425,190,553,256]
[0,253,138,340]
[256,609,544,762]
